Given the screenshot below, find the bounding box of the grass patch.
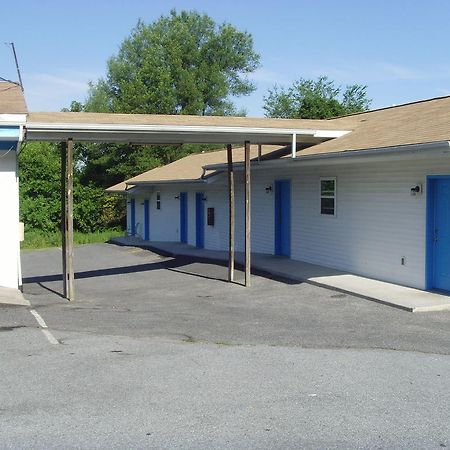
[22,228,124,250]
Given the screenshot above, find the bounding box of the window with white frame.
[320,178,336,216]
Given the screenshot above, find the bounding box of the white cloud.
[247,68,289,85]
[435,87,450,96]
[22,69,102,111]
[377,63,423,81]
[306,61,450,84]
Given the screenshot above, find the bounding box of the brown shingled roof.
[298,95,450,156]
[106,95,450,191]
[0,82,27,114]
[106,181,129,193]
[107,145,285,192]
[27,111,357,130]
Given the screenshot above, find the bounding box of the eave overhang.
[24,121,350,145]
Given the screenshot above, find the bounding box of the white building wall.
[232,170,276,254]
[187,190,196,246]
[203,185,228,251]
[0,151,20,289]
[146,187,180,242]
[126,199,131,235]
[125,155,450,290]
[245,156,450,290]
[128,183,231,249]
[134,196,144,239]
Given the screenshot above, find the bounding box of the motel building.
[1,79,450,309]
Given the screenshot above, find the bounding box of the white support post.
[292,133,297,158]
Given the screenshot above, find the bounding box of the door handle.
[434,229,439,243]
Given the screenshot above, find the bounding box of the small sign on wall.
[207,207,215,226]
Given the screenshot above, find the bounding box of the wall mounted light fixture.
[265,185,273,193]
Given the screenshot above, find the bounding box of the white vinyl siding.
[126,154,450,290]
[0,151,20,289]
[231,156,450,289]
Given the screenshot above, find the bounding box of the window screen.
[156,192,161,210]
[320,178,336,215]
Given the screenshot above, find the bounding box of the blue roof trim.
[0,141,18,151]
[0,125,20,141]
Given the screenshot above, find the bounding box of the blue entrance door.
[180,192,188,243]
[144,199,150,240]
[130,198,136,236]
[195,193,205,248]
[431,179,450,291]
[274,180,291,257]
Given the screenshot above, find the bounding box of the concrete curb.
[109,237,450,313]
[0,287,30,306]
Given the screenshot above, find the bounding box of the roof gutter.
[293,140,450,161]
[25,121,350,145]
[26,122,350,136]
[128,179,206,187]
[203,141,450,171]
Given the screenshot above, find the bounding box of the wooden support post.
[244,140,251,287]
[227,144,235,282]
[61,139,75,301]
[60,143,67,298]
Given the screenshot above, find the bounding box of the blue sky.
[2,0,450,116]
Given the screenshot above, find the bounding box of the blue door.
[144,199,150,240]
[274,180,291,257]
[195,192,205,248]
[430,178,450,291]
[130,198,136,236]
[180,192,188,244]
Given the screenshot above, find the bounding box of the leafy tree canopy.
[19,142,123,233]
[263,76,371,119]
[72,9,260,189]
[20,10,260,235]
[85,9,260,116]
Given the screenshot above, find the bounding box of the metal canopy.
[21,112,351,301]
[25,123,347,145]
[25,112,350,145]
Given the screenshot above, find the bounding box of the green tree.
[263,76,371,119]
[19,142,62,233]
[19,142,124,233]
[77,9,259,188]
[85,10,260,115]
[19,10,261,236]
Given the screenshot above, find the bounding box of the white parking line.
[29,309,59,345]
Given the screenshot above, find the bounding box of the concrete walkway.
[111,236,450,313]
[0,286,30,306]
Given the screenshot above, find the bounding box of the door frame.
[426,175,450,290]
[179,192,188,244]
[274,179,291,257]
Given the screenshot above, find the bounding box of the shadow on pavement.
[22,254,302,288]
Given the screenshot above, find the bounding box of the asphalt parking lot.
[1,243,450,449]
